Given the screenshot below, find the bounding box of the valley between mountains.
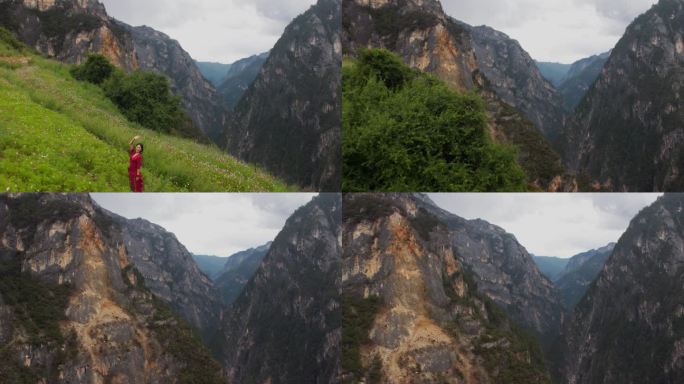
[342,0,684,192]
[1,192,681,383]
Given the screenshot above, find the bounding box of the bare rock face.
[0,0,228,142]
[217,194,342,384]
[412,194,565,339]
[467,24,569,143]
[342,0,572,190]
[567,0,684,191]
[114,214,223,342]
[224,0,342,191]
[341,193,551,383]
[560,194,684,383]
[0,194,223,383]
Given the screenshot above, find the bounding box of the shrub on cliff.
[343,48,527,192]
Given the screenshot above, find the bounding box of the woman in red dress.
[128,135,144,192]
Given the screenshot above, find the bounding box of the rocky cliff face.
[568,0,684,191]
[557,52,610,110]
[0,0,228,142]
[413,194,565,339]
[217,52,269,109]
[467,23,569,142]
[217,194,341,384]
[342,0,573,191]
[560,194,684,383]
[214,242,270,305]
[554,244,614,309]
[341,194,550,383]
[223,0,342,191]
[0,193,223,383]
[112,214,223,342]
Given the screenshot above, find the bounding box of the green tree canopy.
[70,54,115,85]
[343,48,527,192]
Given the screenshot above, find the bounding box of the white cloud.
[91,193,317,257]
[442,0,657,63]
[427,193,661,258]
[99,0,316,63]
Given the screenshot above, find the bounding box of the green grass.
[0,40,293,192]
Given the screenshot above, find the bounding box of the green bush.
[70,54,115,85]
[343,49,527,192]
[341,296,381,378]
[0,257,73,346]
[102,70,186,134]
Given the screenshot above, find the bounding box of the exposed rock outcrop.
[223,0,342,191]
[217,194,342,383]
[560,194,684,383]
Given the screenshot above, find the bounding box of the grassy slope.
[0,41,292,192]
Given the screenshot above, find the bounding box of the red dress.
[128,149,144,192]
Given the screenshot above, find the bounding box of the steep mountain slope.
[112,214,224,342]
[214,242,270,305]
[554,244,614,309]
[342,0,573,191]
[217,52,268,109]
[341,194,550,383]
[224,0,341,191]
[414,194,565,339]
[0,0,228,141]
[467,23,569,142]
[567,0,684,191]
[533,256,570,281]
[0,193,223,383]
[216,194,341,384]
[0,33,289,192]
[560,195,684,383]
[536,61,571,86]
[196,61,232,87]
[193,254,228,279]
[557,52,610,110]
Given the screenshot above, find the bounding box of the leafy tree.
[343,48,527,192]
[70,54,115,85]
[103,70,186,133]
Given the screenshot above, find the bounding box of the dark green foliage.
[473,296,551,384]
[0,347,40,383]
[69,55,203,140]
[147,297,225,384]
[343,49,527,192]
[102,70,187,134]
[0,257,72,346]
[341,296,381,377]
[0,26,26,52]
[353,48,414,90]
[70,54,115,85]
[1,195,82,244]
[368,354,383,384]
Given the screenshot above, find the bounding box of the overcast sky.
[92,193,316,257]
[428,193,661,258]
[100,0,316,63]
[443,0,658,63]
